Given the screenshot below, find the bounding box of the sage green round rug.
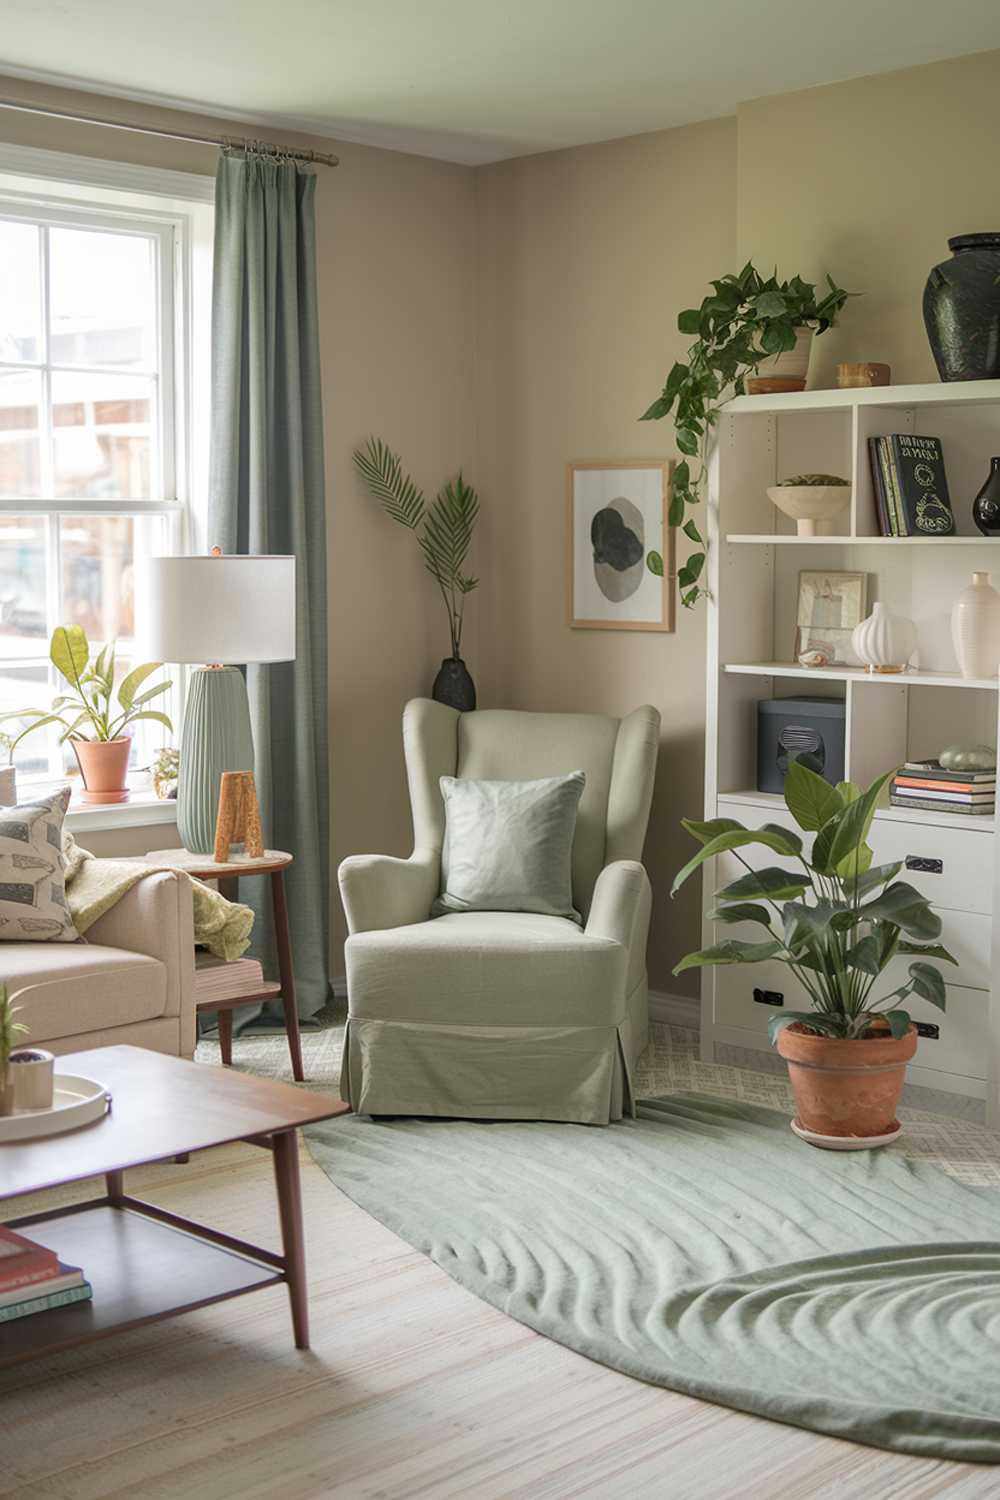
[306,1094,1000,1462]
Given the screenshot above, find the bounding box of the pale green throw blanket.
[63,834,254,961]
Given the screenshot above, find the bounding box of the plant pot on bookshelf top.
[747,327,814,394]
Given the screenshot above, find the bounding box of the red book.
[0,1226,59,1289]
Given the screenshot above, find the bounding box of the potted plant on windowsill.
[672,762,955,1147]
[2,626,173,805]
[640,263,855,608]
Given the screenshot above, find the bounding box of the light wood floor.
[2,1136,998,1500]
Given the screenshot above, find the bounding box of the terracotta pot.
[776,1022,917,1138]
[70,737,131,804]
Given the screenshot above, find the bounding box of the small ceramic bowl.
[767,484,851,537]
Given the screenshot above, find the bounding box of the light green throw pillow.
[433,771,585,923]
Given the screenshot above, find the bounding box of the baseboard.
[648,989,700,1030]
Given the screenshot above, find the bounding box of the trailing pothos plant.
[640,264,854,608]
[671,761,955,1044]
[1,627,172,758]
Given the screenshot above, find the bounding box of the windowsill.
[66,789,178,835]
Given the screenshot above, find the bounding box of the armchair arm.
[338,847,440,936]
[86,871,196,1057]
[586,860,652,995]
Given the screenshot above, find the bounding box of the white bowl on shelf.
[766,484,851,537]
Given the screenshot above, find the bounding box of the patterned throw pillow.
[0,788,79,942]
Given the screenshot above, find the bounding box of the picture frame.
[567,460,675,632]
[795,570,868,665]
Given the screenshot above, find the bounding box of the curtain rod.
[0,95,339,167]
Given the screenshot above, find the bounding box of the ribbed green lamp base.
[177,667,255,854]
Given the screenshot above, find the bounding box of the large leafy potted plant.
[672,762,955,1145]
[354,437,480,711]
[640,264,854,608]
[2,627,172,805]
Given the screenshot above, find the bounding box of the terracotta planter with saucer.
[776,1021,917,1148]
[71,737,131,804]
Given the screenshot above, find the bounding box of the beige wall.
[0,78,478,961]
[737,49,1000,388]
[476,119,737,993]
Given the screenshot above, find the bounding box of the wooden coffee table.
[0,1045,349,1367]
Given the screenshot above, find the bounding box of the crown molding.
[0,62,505,166]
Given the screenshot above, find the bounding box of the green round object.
[939,743,997,772]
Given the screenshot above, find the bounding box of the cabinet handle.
[905,856,943,875]
[753,987,784,1007]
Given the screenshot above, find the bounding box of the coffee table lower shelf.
[0,1200,286,1367]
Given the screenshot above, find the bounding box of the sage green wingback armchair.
[338,698,661,1124]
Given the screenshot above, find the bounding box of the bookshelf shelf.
[723,663,997,691]
[702,378,1000,1125]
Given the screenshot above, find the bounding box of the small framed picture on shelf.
[795,570,868,665]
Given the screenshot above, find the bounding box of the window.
[0,160,212,789]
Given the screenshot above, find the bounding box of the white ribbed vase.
[951,571,1000,680]
[851,602,917,674]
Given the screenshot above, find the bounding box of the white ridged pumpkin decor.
[850,602,917,674]
[950,571,1000,680]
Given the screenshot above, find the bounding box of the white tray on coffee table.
[0,1074,110,1142]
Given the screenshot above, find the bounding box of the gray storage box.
[757,695,846,792]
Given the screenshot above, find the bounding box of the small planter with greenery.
[0,985,28,1117]
[640,264,854,607]
[2,627,172,803]
[672,761,954,1143]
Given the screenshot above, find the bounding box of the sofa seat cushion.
[0,943,166,1044]
[346,911,627,1027]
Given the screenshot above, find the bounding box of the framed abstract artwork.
[567,460,675,631]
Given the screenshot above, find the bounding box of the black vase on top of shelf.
[923,233,1000,382]
[972,457,1000,536]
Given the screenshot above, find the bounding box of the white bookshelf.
[701,378,1000,1124]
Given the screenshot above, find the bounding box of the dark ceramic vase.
[973,457,1000,536]
[432,656,476,711]
[923,234,1000,382]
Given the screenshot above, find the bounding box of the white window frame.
[0,146,214,815]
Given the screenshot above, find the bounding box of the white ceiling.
[3,0,1000,165]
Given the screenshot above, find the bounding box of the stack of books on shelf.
[891,761,996,817]
[868,433,955,537]
[195,952,266,1003]
[0,1226,92,1324]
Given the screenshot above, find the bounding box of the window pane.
[60,514,135,641]
[0,369,42,499]
[51,371,155,499]
[0,663,52,778]
[0,220,42,364]
[0,515,48,657]
[49,227,156,371]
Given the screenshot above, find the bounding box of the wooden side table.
[144,849,304,1083]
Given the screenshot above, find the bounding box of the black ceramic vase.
[973,457,1000,536]
[432,656,476,711]
[923,234,1000,382]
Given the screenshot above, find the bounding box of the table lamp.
[137,553,296,854]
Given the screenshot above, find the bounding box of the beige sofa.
[0,871,197,1059]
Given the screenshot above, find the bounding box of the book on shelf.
[0,1224,60,1293]
[895,775,996,794]
[891,782,994,803]
[868,435,955,537]
[0,1266,86,1308]
[890,794,994,815]
[902,760,996,783]
[0,1282,92,1324]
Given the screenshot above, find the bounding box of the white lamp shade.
[136,555,296,665]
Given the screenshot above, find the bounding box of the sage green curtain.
[208,151,330,1018]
